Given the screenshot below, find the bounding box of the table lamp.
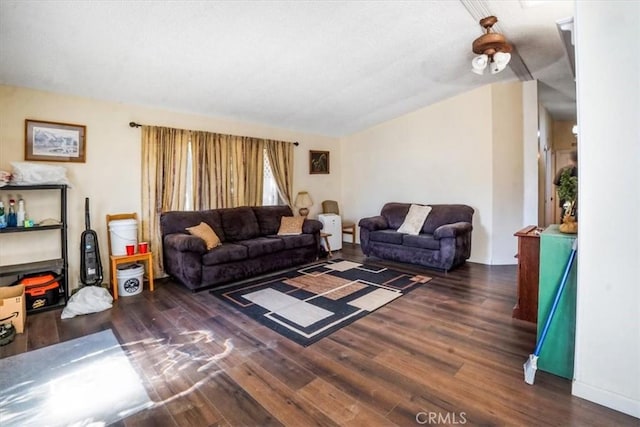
[294,191,313,217]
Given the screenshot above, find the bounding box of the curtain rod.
[128,122,299,146]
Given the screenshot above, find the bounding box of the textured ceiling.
[0,0,576,137]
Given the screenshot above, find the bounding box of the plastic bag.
[0,170,10,187]
[11,161,71,186]
[61,286,113,319]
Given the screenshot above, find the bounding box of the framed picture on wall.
[25,119,86,163]
[309,150,329,174]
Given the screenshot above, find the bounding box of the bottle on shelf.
[7,199,17,227]
[17,199,25,227]
[0,201,6,229]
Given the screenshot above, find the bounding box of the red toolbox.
[18,273,61,310]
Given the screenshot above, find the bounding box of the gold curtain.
[141,126,190,277]
[192,133,264,208]
[192,131,232,209]
[140,125,293,276]
[236,137,264,207]
[265,139,294,207]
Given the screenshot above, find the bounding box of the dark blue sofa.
[160,206,322,291]
[358,203,474,271]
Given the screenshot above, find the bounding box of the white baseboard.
[573,380,640,419]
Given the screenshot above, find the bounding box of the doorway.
[547,149,576,225]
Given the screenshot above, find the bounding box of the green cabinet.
[538,225,577,379]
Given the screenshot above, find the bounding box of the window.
[263,151,283,205]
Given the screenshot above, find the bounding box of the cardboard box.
[0,285,26,333]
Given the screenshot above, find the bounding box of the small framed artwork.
[309,150,330,174]
[25,119,86,163]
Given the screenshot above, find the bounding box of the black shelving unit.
[0,184,68,313]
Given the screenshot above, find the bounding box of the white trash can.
[117,263,144,297]
[109,219,138,255]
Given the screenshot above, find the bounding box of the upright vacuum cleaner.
[80,197,103,286]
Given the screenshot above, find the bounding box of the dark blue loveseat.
[358,203,474,271]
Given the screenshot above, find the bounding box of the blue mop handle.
[533,238,578,356]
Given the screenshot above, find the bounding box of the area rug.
[0,329,152,427]
[211,259,432,346]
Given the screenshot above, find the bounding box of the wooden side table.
[320,232,332,257]
[513,225,542,323]
[110,252,154,300]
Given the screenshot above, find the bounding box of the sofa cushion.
[402,234,440,250]
[277,216,304,235]
[369,230,404,245]
[274,234,315,250]
[422,204,474,234]
[160,210,226,242]
[219,207,260,241]
[380,203,411,230]
[200,210,226,242]
[237,237,285,258]
[160,210,207,236]
[397,204,432,235]
[252,205,294,235]
[186,222,221,250]
[202,243,248,265]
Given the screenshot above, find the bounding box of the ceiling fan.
[471,16,513,75]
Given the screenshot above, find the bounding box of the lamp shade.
[294,191,313,208]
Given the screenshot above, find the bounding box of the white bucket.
[117,263,144,297]
[109,219,137,255]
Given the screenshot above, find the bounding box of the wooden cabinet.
[513,225,542,323]
[537,225,577,379]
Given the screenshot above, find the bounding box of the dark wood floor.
[2,245,636,426]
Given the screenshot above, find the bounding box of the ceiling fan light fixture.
[494,51,511,65]
[490,60,505,74]
[472,66,485,75]
[490,51,511,74]
[470,16,512,76]
[472,54,489,74]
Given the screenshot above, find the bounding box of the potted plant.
[558,168,578,234]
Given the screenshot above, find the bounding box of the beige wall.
[491,82,524,264]
[0,81,527,288]
[552,120,578,151]
[538,104,553,226]
[340,82,525,265]
[522,80,540,227]
[572,1,640,417]
[0,85,340,289]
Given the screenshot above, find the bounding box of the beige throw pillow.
[397,204,432,235]
[186,222,221,250]
[277,216,305,236]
